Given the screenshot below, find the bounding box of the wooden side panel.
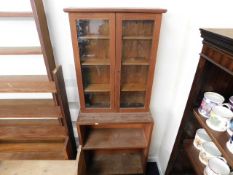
[77,147,87,175]
[53,66,77,159]
[30,0,56,80]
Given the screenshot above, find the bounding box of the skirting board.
[148,156,163,175]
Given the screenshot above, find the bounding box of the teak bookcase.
[165,29,233,175]
[65,8,166,174]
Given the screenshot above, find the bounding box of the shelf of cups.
[193,108,233,167]
[183,139,205,175]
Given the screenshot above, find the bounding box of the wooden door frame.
[68,13,116,112]
[116,13,162,112]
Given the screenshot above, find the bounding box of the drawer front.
[202,43,233,73]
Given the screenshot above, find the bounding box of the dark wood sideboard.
[166,29,233,175]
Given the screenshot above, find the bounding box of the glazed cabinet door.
[116,13,162,112]
[69,13,115,112]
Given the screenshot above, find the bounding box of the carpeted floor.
[146,162,160,175]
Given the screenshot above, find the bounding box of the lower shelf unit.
[77,112,154,175]
[83,150,144,175]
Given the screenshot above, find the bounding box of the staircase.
[0,0,76,160]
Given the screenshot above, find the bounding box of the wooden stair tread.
[0,75,49,82]
[0,12,33,17]
[0,75,56,93]
[0,152,66,160]
[0,99,55,106]
[0,126,66,141]
[0,141,64,152]
[0,47,42,55]
[0,105,62,118]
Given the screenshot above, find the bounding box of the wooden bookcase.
[165,29,233,175]
[65,8,167,113]
[65,8,166,174]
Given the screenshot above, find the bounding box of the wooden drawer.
[202,43,233,73]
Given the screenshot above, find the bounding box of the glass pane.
[120,20,154,108]
[123,20,154,37]
[82,66,110,108]
[120,66,148,108]
[120,92,146,108]
[85,92,110,108]
[77,20,110,63]
[77,20,109,36]
[76,19,110,108]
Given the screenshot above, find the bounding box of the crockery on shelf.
[226,135,233,154]
[198,92,225,118]
[207,106,233,132]
[227,96,233,112]
[193,128,212,150]
[205,157,230,175]
[199,142,223,165]
[227,118,233,136]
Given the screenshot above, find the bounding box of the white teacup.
[193,128,212,150]
[199,142,223,165]
[208,106,233,132]
[198,92,225,118]
[205,157,230,175]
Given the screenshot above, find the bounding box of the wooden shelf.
[193,108,233,167]
[122,58,149,65]
[183,139,205,175]
[0,75,48,82]
[81,58,110,66]
[84,84,110,92]
[123,36,153,40]
[83,128,147,150]
[0,47,42,55]
[78,35,109,40]
[0,12,33,18]
[121,83,146,91]
[87,151,143,174]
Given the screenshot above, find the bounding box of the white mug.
[198,92,225,118]
[193,128,212,150]
[209,106,233,131]
[205,157,230,175]
[199,142,223,165]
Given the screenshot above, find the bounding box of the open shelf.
[183,139,205,175]
[84,84,110,92]
[123,36,153,40]
[193,108,233,167]
[86,151,143,175]
[78,35,109,40]
[81,58,110,66]
[83,128,147,150]
[122,58,149,65]
[121,83,146,92]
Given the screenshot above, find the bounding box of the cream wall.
[1,0,233,174]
